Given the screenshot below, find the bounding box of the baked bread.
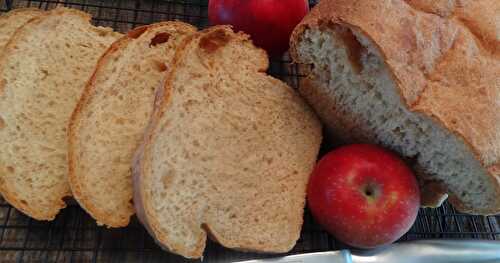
[0,8,121,220]
[133,26,322,258]
[68,22,196,227]
[290,0,500,214]
[0,8,44,52]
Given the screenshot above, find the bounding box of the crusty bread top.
[133,26,322,258]
[0,8,44,51]
[291,0,500,183]
[68,21,196,228]
[0,7,121,220]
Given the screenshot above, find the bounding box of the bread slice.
[0,8,44,52]
[132,26,322,258]
[68,22,196,227]
[290,0,500,214]
[0,7,121,220]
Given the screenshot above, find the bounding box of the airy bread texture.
[0,8,121,220]
[68,22,196,227]
[290,0,500,215]
[0,8,43,52]
[133,26,322,258]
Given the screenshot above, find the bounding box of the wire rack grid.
[0,0,499,262]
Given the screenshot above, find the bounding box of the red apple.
[208,0,309,56]
[307,144,420,248]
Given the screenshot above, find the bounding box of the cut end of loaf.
[294,24,500,214]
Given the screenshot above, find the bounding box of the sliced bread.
[132,26,322,258]
[0,8,121,220]
[290,0,500,214]
[68,22,196,227]
[0,8,44,52]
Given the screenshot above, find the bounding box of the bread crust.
[68,21,196,227]
[0,7,44,47]
[0,7,42,17]
[133,25,322,258]
[0,8,44,28]
[132,29,207,258]
[290,0,500,214]
[0,8,47,219]
[0,8,46,91]
[0,7,120,220]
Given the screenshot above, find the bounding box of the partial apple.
[307,144,420,248]
[208,0,309,56]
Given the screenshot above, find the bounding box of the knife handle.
[350,239,500,263]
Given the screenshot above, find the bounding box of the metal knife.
[234,240,500,263]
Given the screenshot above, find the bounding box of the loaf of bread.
[0,8,43,52]
[0,8,121,220]
[68,22,196,227]
[290,0,500,215]
[133,26,322,258]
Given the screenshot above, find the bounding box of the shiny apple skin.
[208,0,309,56]
[307,144,420,248]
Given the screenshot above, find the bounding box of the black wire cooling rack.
[0,0,499,262]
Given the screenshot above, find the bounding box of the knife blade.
[233,250,352,263]
[234,240,500,263]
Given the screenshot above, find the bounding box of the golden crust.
[68,33,132,227]
[0,8,44,25]
[0,9,47,93]
[68,21,196,227]
[133,25,321,258]
[290,0,500,214]
[0,7,119,220]
[133,26,265,258]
